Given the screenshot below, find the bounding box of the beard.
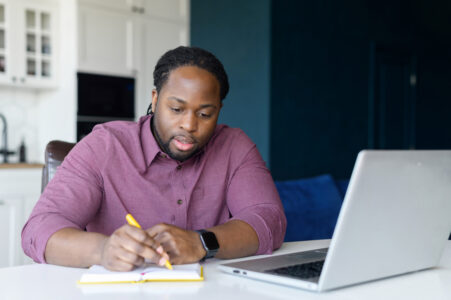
[150,117,198,162]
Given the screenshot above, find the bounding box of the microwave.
[77,72,135,140]
[77,72,135,118]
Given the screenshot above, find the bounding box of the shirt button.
[176,165,182,170]
[177,199,183,205]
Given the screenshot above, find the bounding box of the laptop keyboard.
[266,260,325,279]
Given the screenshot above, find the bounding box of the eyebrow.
[167,96,217,109]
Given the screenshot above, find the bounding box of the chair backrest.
[41,140,76,192]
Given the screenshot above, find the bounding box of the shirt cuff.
[231,207,284,255]
[23,215,80,264]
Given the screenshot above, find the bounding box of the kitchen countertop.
[0,163,44,169]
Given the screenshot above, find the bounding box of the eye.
[199,112,212,119]
[171,107,182,113]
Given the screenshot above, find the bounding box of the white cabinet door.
[0,0,13,84]
[78,6,135,76]
[136,18,188,116]
[144,0,188,22]
[19,1,58,88]
[0,200,16,267]
[0,0,58,88]
[78,0,131,13]
[0,168,41,267]
[0,196,26,267]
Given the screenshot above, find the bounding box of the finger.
[152,232,170,250]
[146,223,169,238]
[115,246,145,267]
[104,257,135,272]
[117,235,162,265]
[153,231,180,260]
[151,229,203,265]
[147,224,174,252]
[146,226,175,260]
[124,225,162,251]
[120,225,166,260]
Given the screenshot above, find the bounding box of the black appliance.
[77,72,135,141]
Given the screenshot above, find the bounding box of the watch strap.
[195,229,219,261]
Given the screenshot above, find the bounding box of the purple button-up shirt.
[22,115,286,263]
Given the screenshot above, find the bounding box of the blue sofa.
[275,174,349,242]
[277,175,451,242]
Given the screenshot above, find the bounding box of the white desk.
[1,240,451,300]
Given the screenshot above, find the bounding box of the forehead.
[161,66,220,101]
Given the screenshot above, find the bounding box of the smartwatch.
[195,230,219,261]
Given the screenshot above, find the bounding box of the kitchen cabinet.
[138,17,188,115]
[77,5,136,76]
[0,0,58,89]
[142,0,188,22]
[0,167,42,267]
[0,2,5,76]
[0,202,15,267]
[77,0,189,117]
[78,0,189,77]
[77,0,188,22]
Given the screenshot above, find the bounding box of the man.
[22,46,286,271]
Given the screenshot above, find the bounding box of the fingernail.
[156,246,163,254]
[159,257,167,266]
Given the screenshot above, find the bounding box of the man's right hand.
[100,224,169,271]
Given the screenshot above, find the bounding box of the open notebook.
[78,263,203,284]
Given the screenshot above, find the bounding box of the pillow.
[275,174,343,242]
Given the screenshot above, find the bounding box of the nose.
[180,112,198,133]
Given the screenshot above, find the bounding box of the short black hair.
[153,46,229,101]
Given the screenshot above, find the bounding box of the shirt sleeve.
[21,131,105,263]
[227,131,287,254]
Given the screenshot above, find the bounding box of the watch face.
[202,231,219,250]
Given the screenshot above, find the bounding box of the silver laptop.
[219,150,451,292]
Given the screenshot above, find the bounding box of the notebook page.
[142,263,202,280]
[79,265,143,283]
[79,263,202,283]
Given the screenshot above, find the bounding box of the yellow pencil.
[125,213,173,270]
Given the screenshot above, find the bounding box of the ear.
[151,89,158,114]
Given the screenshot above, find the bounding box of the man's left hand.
[146,224,206,264]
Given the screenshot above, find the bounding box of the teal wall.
[190,0,272,166]
[191,0,451,180]
[269,0,451,180]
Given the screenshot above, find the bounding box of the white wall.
[0,88,40,162]
[0,0,77,163]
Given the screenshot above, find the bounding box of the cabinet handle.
[131,6,145,14]
[0,200,4,205]
[21,77,26,83]
[11,76,16,82]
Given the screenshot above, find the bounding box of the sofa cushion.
[275,174,344,242]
